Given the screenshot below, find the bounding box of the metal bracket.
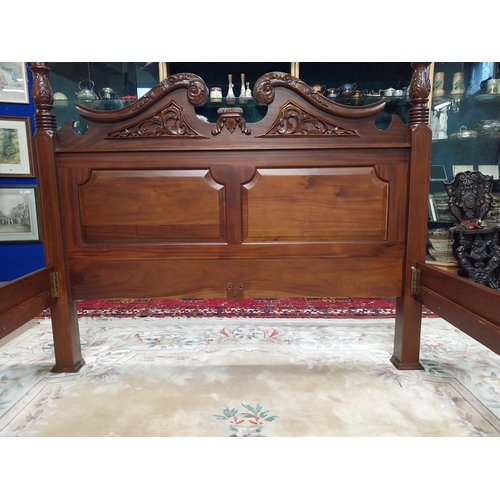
[49,271,61,298]
[410,267,420,295]
[226,282,245,299]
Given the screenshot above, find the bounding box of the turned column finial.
[408,62,431,126]
[30,62,57,132]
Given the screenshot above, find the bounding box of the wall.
[0,63,45,281]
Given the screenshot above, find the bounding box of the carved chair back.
[444,170,494,223]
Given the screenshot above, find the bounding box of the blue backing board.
[0,63,45,281]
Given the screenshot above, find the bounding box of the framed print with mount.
[0,63,29,104]
[0,185,40,242]
[0,117,34,177]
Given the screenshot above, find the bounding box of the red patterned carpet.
[39,297,435,319]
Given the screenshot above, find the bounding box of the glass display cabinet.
[47,62,415,130]
[427,62,500,289]
[168,62,291,123]
[168,62,413,127]
[48,62,160,133]
[298,62,414,128]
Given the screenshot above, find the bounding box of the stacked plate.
[433,192,454,222]
[428,229,456,264]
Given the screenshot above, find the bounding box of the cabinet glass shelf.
[427,61,500,269]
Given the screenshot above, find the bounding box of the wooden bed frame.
[1,62,499,374]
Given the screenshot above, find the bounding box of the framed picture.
[0,117,34,177]
[0,63,29,104]
[0,186,40,242]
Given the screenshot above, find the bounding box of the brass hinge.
[49,271,61,298]
[410,267,420,295]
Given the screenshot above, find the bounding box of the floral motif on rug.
[211,401,279,437]
[1,318,498,437]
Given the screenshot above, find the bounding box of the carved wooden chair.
[444,170,500,289]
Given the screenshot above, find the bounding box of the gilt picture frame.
[0,185,40,242]
[0,63,29,104]
[0,117,34,177]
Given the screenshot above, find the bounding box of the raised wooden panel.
[242,167,389,242]
[78,170,225,243]
[69,257,402,299]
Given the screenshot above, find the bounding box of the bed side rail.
[0,266,55,339]
[415,262,500,354]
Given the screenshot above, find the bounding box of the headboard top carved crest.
[29,63,430,153]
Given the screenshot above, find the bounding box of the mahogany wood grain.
[66,242,405,260]
[243,167,389,241]
[419,287,500,355]
[0,267,54,339]
[31,63,84,373]
[68,258,402,299]
[21,63,439,373]
[392,125,432,368]
[417,262,500,330]
[79,169,225,243]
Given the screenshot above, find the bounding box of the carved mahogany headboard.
[25,62,432,372]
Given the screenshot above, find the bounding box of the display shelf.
[427,61,500,269]
[194,96,267,124]
[47,62,418,128]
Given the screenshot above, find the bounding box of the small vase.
[450,72,465,95]
[433,72,445,98]
[239,73,246,98]
[226,74,235,101]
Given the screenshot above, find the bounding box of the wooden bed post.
[391,62,432,370]
[30,63,84,373]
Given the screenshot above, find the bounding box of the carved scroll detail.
[211,107,251,136]
[107,101,207,138]
[444,170,493,222]
[454,230,500,288]
[255,73,308,105]
[259,101,358,137]
[131,72,208,112]
[29,62,57,132]
[253,72,386,119]
[254,73,332,110]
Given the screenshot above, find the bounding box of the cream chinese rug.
[1,317,499,437]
